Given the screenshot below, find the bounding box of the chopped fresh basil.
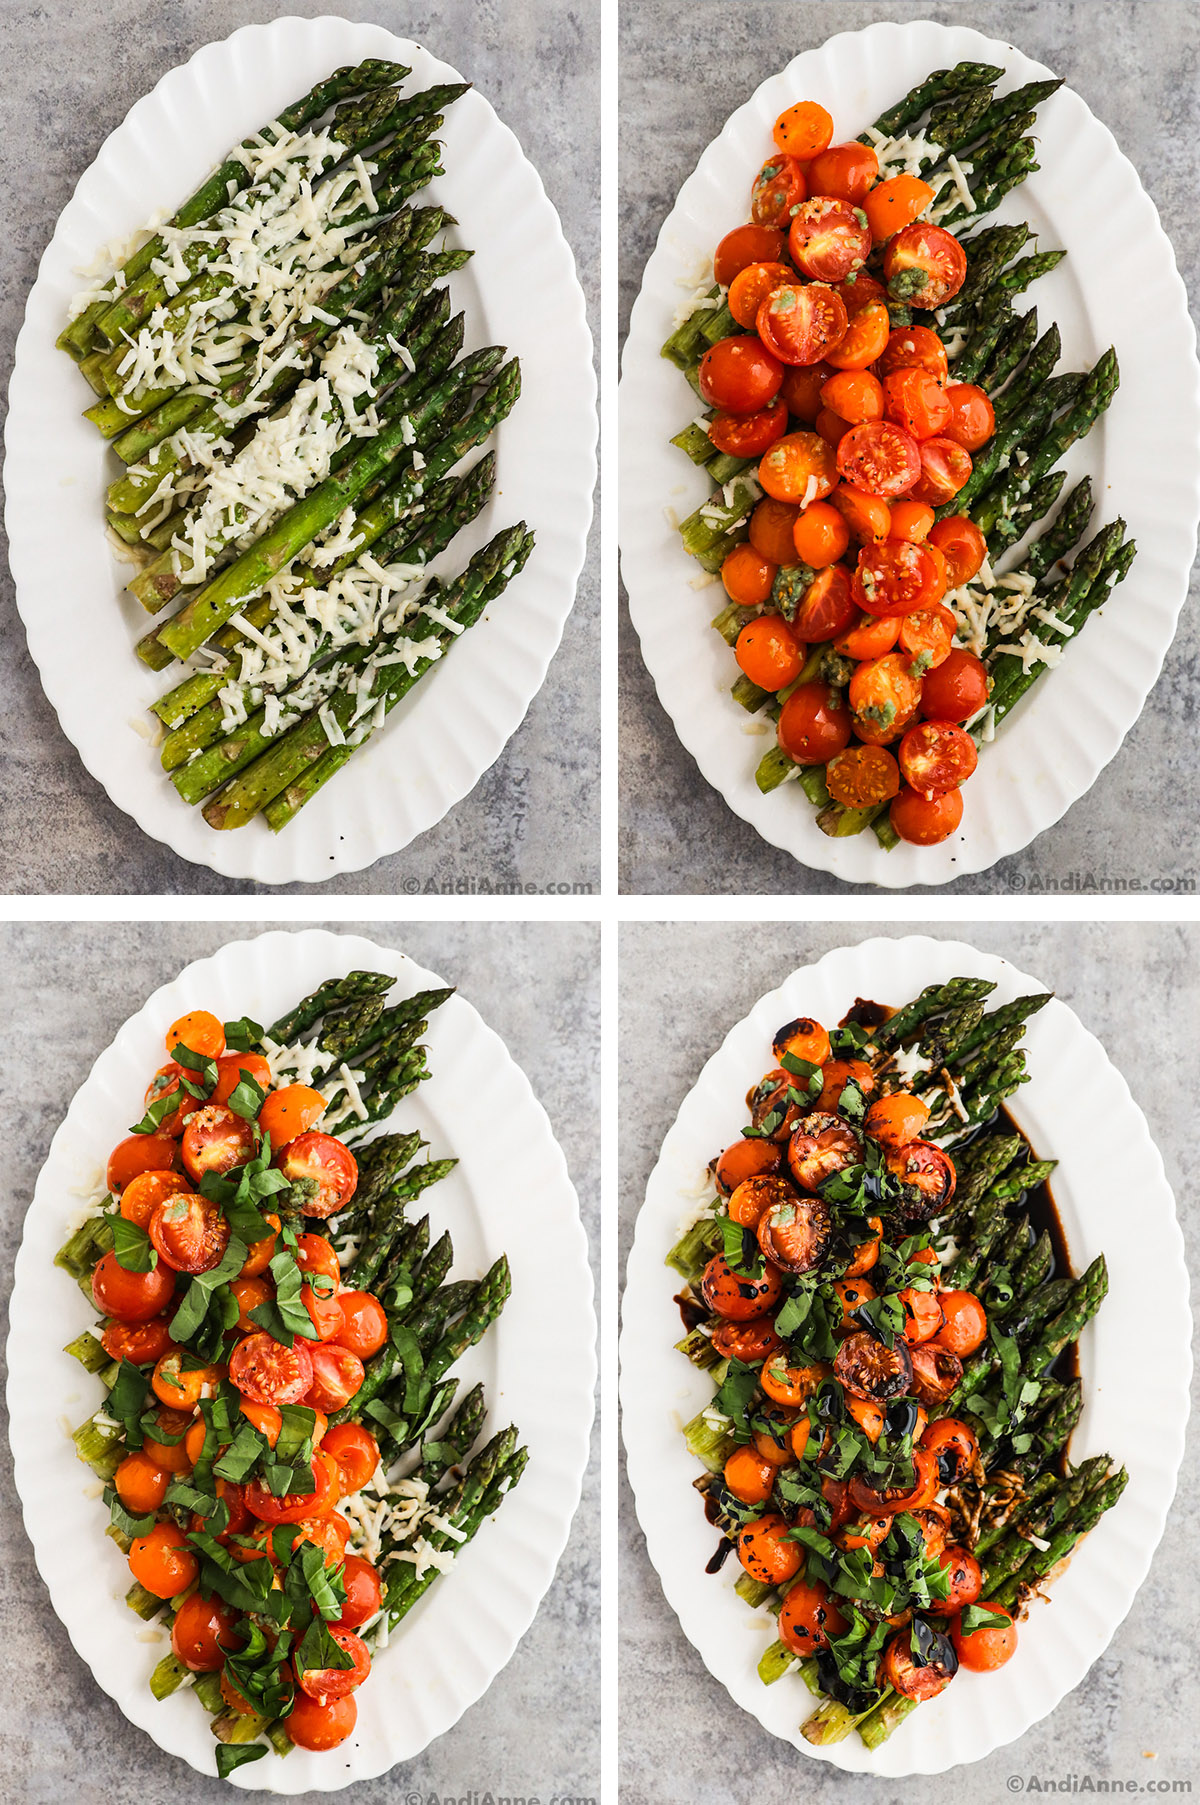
[960,1601,1012,1634]
[216,1745,269,1780]
[225,1071,268,1123]
[112,1216,157,1273]
[223,1016,264,1053]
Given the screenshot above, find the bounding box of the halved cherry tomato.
[849,650,923,745]
[712,1318,784,1365]
[737,1512,803,1586]
[120,1169,191,1229]
[335,1553,384,1630]
[240,1398,282,1446]
[727,261,794,330]
[821,369,883,423]
[306,1345,366,1412]
[899,1286,945,1344]
[735,614,803,691]
[774,99,834,158]
[149,1192,230,1275]
[699,335,784,413]
[887,1140,958,1218]
[297,1626,372,1703]
[757,1199,833,1277]
[825,743,900,810]
[836,420,921,498]
[876,325,949,381]
[844,1393,885,1441]
[101,1314,175,1366]
[751,154,808,229]
[700,1253,784,1321]
[715,1137,783,1195]
[778,1575,850,1655]
[899,606,956,670]
[773,1016,831,1064]
[92,1250,176,1324]
[128,1521,197,1599]
[171,1592,245,1671]
[888,499,936,543]
[229,1330,314,1406]
[757,285,848,367]
[884,222,968,308]
[864,1091,930,1148]
[929,1546,983,1617]
[835,610,900,661]
[708,396,788,458]
[791,500,850,568]
[919,648,989,723]
[837,271,888,315]
[882,1625,958,1700]
[911,437,973,506]
[299,1281,343,1342]
[928,516,986,589]
[211,1050,273,1106]
[115,1448,171,1514]
[151,1349,221,1410]
[144,1063,205,1138]
[792,565,858,642]
[245,1449,340,1525]
[930,1290,989,1356]
[883,368,952,441]
[107,1133,181,1195]
[909,1343,964,1405]
[758,430,838,504]
[779,361,834,423]
[832,1276,877,1329]
[777,682,852,764]
[723,1446,777,1505]
[258,1084,325,1148]
[288,1691,357,1750]
[921,1417,980,1485]
[788,197,871,284]
[332,1291,389,1361]
[787,1113,863,1190]
[714,223,787,287]
[750,1068,809,1141]
[823,299,890,371]
[722,542,778,608]
[749,497,802,566]
[181,1104,255,1184]
[863,174,934,242]
[166,1011,225,1060]
[815,405,852,448]
[728,1172,796,1229]
[853,539,943,618]
[274,1131,358,1219]
[807,141,879,204]
[899,721,978,795]
[943,382,995,451]
[238,1211,280,1280]
[322,1421,381,1495]
[829,486,891,542]
[834,1330,913,1405]
[951,1602,1017,1670]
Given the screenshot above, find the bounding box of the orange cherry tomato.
[748,497,802,566]
[864,1091,931,1148]
[884,222,967,309]
[735,613,804,691]
[928,515,987,589]
[836,420,921,499]
[817,1059,876,1114]
[708,397,789,459]
[322,1421,381,1495]
[910,437,973,507]
[899,605,957,670]
[849,653,924,737]
[777,681,853,764]
[714,223,787,288]
[787,197,871,284]
[877,324,949,381]
[883,368,952,442]
[919,647,989,722]
[106,1133,181,1195]
[807,141,879,204]
[882,1626,957,1700]
[115,1449,171,1514]
[844,1393,884,1441]
[737,1513,803,1586]
[100,1315,176,1368]
[727,260,795,329]
[792,500,850,568]
[727,1172,795,1228]
[91,1250,176,1325]
[230,1274,273,1333]
[180,1104,255,1184]
[853,539,942,618]
[151,1350,221,1410]
[144,1063,205,1138]
[863,174,934,242]
[778,1574,850,1654]
[149,1191,230,1275]
[815,405,852,449]
[758,430,838,505]
[211,1050,273,1106]
[823,300,890,371]
[119,1169,191,1229]
[721,543,778,608]
[930,1289,989,1356]
[257,1084,326,1149]
[287,1692,358,1750]
[943,382,995,451]
[779,361,834,423]
[143,1406,194,1474]
[899,721,979,794]
[773,100,834,158]
[724,1446,777,1506]
[757,285,849,368]
[829,486,891,543]
[899,1285,946,1344]
[166,1010,225,1060]
[714,1137,783,1195]
[171,1592,245,1671]
[821,369,884,423]
[700,1253,784,1321]
[888,499,936,543]
[238,1211,281,1280]
[751,154,808,229]
[128,1521,197,1598]
[331,1291,389,1361]
[824,744,900,809]
[952,1602,1017,1671]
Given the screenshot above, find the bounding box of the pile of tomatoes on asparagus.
[700,100,995,845]
[92,1008,388,1752]
[701,1014,1017,1701]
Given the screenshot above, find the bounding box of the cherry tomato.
[151,1349,221,1410]
[777,682,853,764]
[920,648,989,722]
[882,1625,958,1700]
[788,197,871,283]
[181,1104,256,1184]
[779,361,833,422]
[791,500,850,568]
[757,285,848,368]
[332,1291,389,1361]
[708,396,788,458]
[853,539,943,618]
[877,325,949,381]
[815,405,852,448]
[101,1314,176,1366]
[715,1137,783,1195]
[899,721,978,794]
[750,1068,808,1142]
[829,486,891,543]
[887,1140,958,1218]
[824,744,900,808]
[864,1091,931,1149]
[238,1212,280,1280]
[888,499,935,543]
[733,613,801,692]
[748,497,802,566]
[322,1421,381,1495]
[758,1199,833,1278]
[288,1691,357,1750]
[143,1406,194,1474]
[274,1131,358,1219]
[911,437,973,507]
[758,430,838,504]
[899,605,956,670]
[699,335,784,413]
[128,1521,197,1599]
[832,1276,877,1329]
[166,1010,225,1059]
[115,1448,171,1514]
[723,1446,777,1505]
[229,1330,314,1406]
[246,1449,340,1524]
[107,1133,181,1195]
[171,1592,245,1671]
[711,1318,784,1364]
[721,542,778,608]
[751,153,808,228]
[943,382,995,451]
[713,223,787,288]
[727,261,795,330]
[821,369,884,424]
[883,368,952,442]
[305,1345,366,1412]
[849,1446,939,1519]
[773,99,834,158]
[737,1513,802,1586]
[149,1192,230,1275]
[792,565,857,642]
[212,1050,273,1107]
[884,222,968,309]
[930,1547,984,1617]
[920,1417,980,1486]
[823,300,890,372]
[834,1330,914,1407]
[844,1393,884,1439]
[787,1113,862,1190]
[144,1063,205,1138]
[836,420,921,499]
[92,1250,176,1324]
[806,141,878,205]
[779,1575,850,1655]
[297,1625,371,1704]
[930,1290,989,1356]
[952,1602,1017,1671]
[258,1084,325,1148]
[335,1553,384,1630]
[899,1285,945,1344]
[865,173,935,240]
[240,1399,283,1446]
[773,1016,831,1065]
[928,516,986,589]
[119,1169,191,1230]
[699,1253,784,1321]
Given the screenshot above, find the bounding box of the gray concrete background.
[0,920,599,1802]
[0,1,598,896]
[618,0,1200,895]
[619,920,1199,1799]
